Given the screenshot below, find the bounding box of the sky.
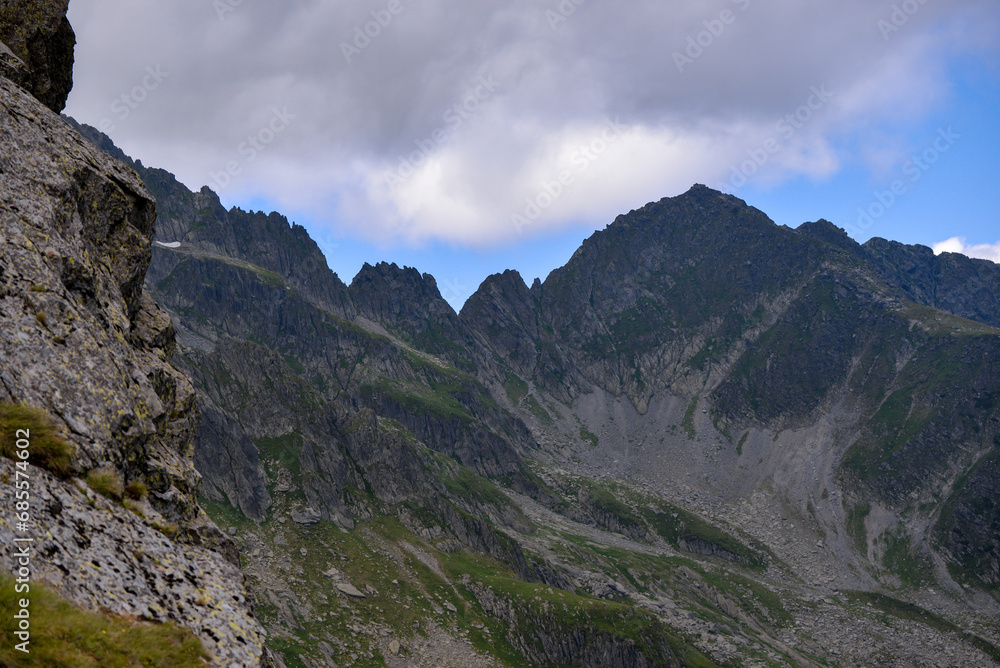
[64,0,1000,310]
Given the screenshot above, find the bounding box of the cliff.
[0,7,268,665]
[0,0,74,113]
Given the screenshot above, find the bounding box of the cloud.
[933,237,1000,263]
[64,0,1000,248]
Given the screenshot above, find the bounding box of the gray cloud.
[65,0,1000,246]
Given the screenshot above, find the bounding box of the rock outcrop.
[0,16,267,665]
[0,459,265,665]
[0,73,202,525]
[0,0,75,112]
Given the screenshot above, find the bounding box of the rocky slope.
[0,6,268,665]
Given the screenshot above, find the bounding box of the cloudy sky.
[65,0,1000,308]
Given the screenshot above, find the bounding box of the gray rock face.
[0,0,75,112]
[1,59,266,666]
[1,77,199,517]
[861,236,1000,328]
[0,36,27,82]
[335,582,366,598]
[290,506,320,525]
[0,459,266,666]
[349,261,465,354]
[195,406,272,522]
[460,269,540,376]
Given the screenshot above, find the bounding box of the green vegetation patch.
[736,431,749,456]
[881,525,934,588]
[556,476,647,537]
[700,569,793,628]
[841,387,936,482]
[682,396,698,439]
[361,378,473,424]
[85,468,124,502]
[502,371,528,405]
[0,402,75,478]
[846,503,870,556]
[932,449,1000,594]
[523,394,553,424]
[579,426,599,448]
[255,431,304,482]
[0,574,208,667]
[282,354,307,376]
[640,502,768,571]
[441,465,516,516]
[198,495,257,532]
[440,549,714,667]
[895,302,1000,337]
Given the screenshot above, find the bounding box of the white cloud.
[933,237,1000,263]
[64,0,1000,248]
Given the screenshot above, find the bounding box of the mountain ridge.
[62,116,1000,666]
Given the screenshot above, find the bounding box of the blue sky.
[64,1,1000,310]
[736,58,1000,248]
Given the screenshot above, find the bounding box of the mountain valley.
[70,122,1000,667]
[2,5,999,664]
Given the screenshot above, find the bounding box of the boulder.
[335,582,366,599]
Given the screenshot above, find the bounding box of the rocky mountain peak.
[863,235,1000,327]
[350,261,461,341]
[795,218,860,252]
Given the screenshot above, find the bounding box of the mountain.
[64,113,1000,666]
[464,185,1000,598]
[13,3,999,667]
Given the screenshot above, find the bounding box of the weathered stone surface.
[0,64,266,666]
[0,0,75,112]
[290,506,320,525]
[0,76,198,522]
[0,458,266,666]
[0,37,27,83]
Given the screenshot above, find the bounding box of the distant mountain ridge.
[67,117,1000,667]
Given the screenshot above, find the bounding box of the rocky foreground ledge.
[0,42,268,667]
